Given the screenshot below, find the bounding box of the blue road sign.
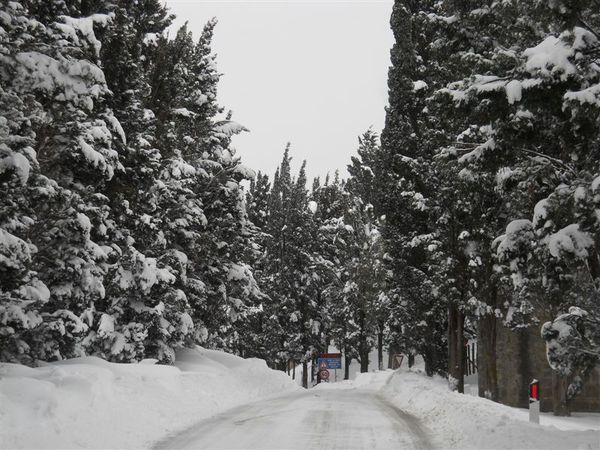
[318,355,342,369]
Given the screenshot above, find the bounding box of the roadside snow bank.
[384,369,599,450]
[0,347,298,449]
[313,369,394,391]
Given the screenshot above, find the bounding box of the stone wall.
[493,318,600,413]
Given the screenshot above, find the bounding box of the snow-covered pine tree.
[346,129,380,208]
[146,20,261,353]
[1,0,127,361]
[246,171,271,230]
[1,3,264,366]
[308,173,350,377]
[0,6,49,361]
[342,200,385,373]
[78,0,197,364]
[376,0,451,377]
[253,148,294,371]
[233,170,273,361]
[542,306,600,401]
[312,176,354,378]
[438,0,600,410]
[253,147,326,385]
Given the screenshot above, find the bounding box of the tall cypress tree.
[440,0,600,410]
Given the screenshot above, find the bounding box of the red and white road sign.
[392,354,404,369]
[319,369,330,381]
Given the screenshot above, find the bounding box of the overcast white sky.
[165,0,394,182]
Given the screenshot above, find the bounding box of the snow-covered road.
[153,387,431,449]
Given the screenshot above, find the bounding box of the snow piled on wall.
[0,347,298,449]
[384,368,599,450]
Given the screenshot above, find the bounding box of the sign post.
[529,379,540,424]
[317,353,342,383]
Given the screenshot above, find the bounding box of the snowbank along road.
[153,374,431,450]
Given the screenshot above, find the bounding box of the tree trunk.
[552,371,570,416]
[302,360,308,389]
[423,351,436,376]
[388,345,396,369]
[360,354,369,372]
[448,304,465,393]
[478,315,498,401]
[377,327,384,370]
[588,244,600,280]
[292,361,296,380]
[408,353,415,368]
[449,305,457,384]
[457,309,465,393]
[344,350,351,380]
[358,309,369,373]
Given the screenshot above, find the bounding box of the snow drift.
[384,368,599,450]
[0,347,298,449]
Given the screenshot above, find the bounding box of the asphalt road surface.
[153,385,432,449]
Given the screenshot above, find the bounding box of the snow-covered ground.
[0,347,298,449]
[385,366,600,450]
[2,349,598,449]
[304,348,600,449]
[464,373,600,432]
[155,374,428,449]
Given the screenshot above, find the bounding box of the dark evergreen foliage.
[1,1,597,413]
[0,1,258,365]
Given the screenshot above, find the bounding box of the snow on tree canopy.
[11,52,108,109]
[543,303,600,401]
[143,33,159,45]
[523,34,576,81]
[227,263,252,282]
[592,175,600,192]
[545,224,594,260]
[98,313,115,336]
[495,167,519,190]
[495,219,534,262]
[75,213,92,236]
[233,164,256,180]
[564,83,600,108]
[533,199,550,228]
[213,120,249,137]
[0,228,32,270]
[115,250,176,294]
[457,135,496,164]
[413,80,428,91]
[505,80,522,104]
[56,14,114,58]
[172,108,196,118]
[192,91,209,106]
[19,278,50,303]
[0,149,31,185]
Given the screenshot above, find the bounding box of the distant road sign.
[320,353,342,358]
[318,353,342,369]
[392,354,404,369]
[319,369,330,381]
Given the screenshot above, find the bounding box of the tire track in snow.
[152,376,433,449]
